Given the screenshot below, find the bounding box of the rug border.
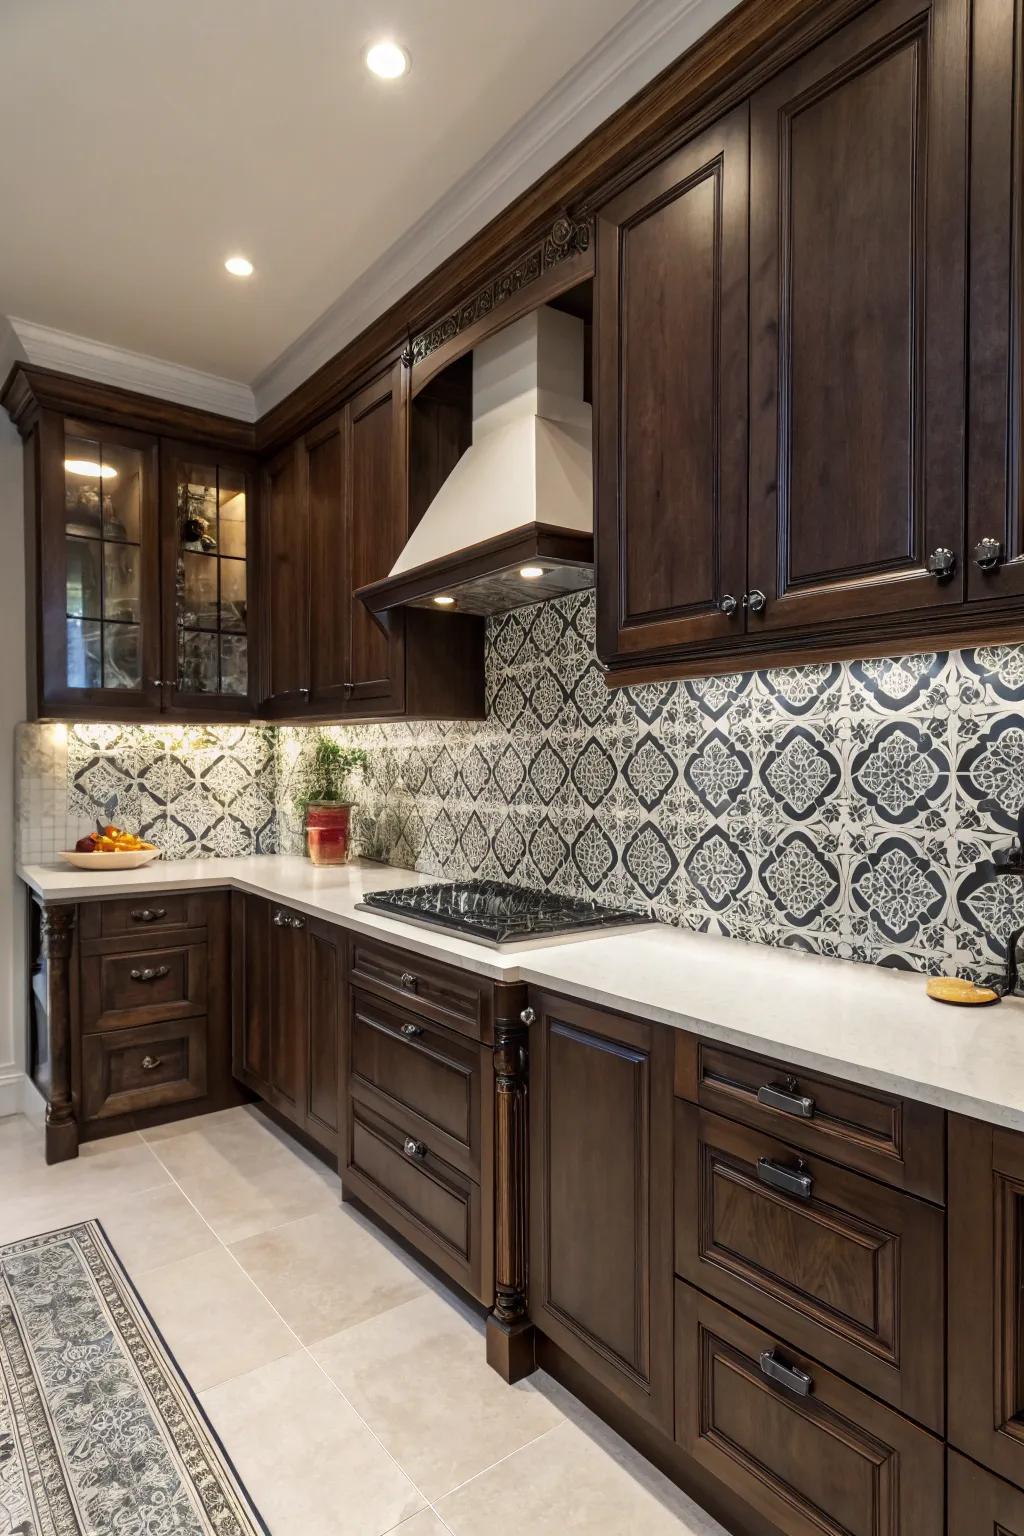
[1,1217,273,1536]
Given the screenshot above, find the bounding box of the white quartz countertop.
[19,855,1024,1131]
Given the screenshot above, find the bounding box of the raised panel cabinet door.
[948,1113,1024,1491]
[261,438,310,713]
[949,1450,1024,1535]
[38,411,162,718]
[306,411,351,710]
[967,0,1024,602]
[305,916,342,1153]
[748,0,969,632]
[595,104,749,665]
[231,891,272,1097]
[269,905,308,1118]
[529,991,674,1432]
[160,440,258,719]
[344,361,406,713]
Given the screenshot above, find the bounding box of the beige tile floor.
[0,1104,728,1536]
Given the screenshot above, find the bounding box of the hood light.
[366,41,409,79]
[433,594,456,607]
[225,255,254,278]
[519,565,545,580]
[65,459,117,479]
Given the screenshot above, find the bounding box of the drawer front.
[674,1102,944,1430]
[344,1098,482,1299]
[349,935,489,1041]
[350,989,480,1174]
[81,943,207,1031]
[675,1282,943,1536]
[81,1019,207,1121]
[674,1034,945,1203]
[948,1450,1024,1535]
[95,893,209,939]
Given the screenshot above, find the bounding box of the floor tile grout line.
[429,1420,566,1507]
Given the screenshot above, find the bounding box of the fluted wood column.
[486,996,536,1382]
[40,903,78,1164]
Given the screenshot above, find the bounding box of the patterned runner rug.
[0,1220,267,1535]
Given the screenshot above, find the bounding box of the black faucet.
[989,804,1024,996]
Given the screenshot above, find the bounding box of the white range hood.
[359,305,594,619]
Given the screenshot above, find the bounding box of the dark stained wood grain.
[675,1101,944,1430]
[675,1281,944,1535]
[269,905,306,1116]
[305,915,342,1153]
[596,103,749,662]
[948,1450,1024,1535]
[261,438,310,713]
[305,410,351,711]
[80,941,207,1033]
[349,934,492,1043]
[81,1017,207,1120]
[232,891,272,1097]
[747,0,968,632]
[529,990,674,1433]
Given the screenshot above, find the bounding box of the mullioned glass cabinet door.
[38,414,161,717]
[160,442,257,718]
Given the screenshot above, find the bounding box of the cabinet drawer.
[674,1033,945,1203]
[350,935,489,1041]
[81,1019,207,1121]
[675,1102,944,1430]
[81,942,207,1032]
[350,989,481,1176]
[85,893,209,940]
[675,1282,943,1536]
[343,1097,482,1300]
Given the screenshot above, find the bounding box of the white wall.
[0,413,26,1113]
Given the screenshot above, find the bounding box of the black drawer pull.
[757,1156,813,1200]
[759,1350,813,1397]
[130,908,167,924]
[399,1022,424,1039]
[140,1055,163,1072]
[400,971,418,990]
[129,966,169,984]
[757,1078,815,1119]
[403,1136,427,1160]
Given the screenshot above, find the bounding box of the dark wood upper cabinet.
[306,410,350,711]
[595,104,749,666]
[261,438,310,715]
[747,0,968,633]
[967,0,1024,603]
[160,440,258,717]
[529,990,674,1433]
[345,361,407,714]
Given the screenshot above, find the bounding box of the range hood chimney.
[358,305,594,620]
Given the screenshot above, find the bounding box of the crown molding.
[253,0,738,415]
[5,318,256,422]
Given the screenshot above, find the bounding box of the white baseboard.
[0,1071,44,1123]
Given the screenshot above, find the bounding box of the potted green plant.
[294,735,367,865]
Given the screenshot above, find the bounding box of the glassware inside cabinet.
[64,431,144,690]
[175,461,248,698]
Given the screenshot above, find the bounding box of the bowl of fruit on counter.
[60,823,161,870]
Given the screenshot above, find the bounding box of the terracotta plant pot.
[304,801,353,866]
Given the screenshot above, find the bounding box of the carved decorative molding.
[410,215,593,366]
[492,1007,532,1328]
[39,903,78,1164]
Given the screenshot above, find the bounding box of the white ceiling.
[0,0,737,409]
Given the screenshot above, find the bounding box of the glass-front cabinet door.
[41,415,160,715]
[161,442,256,716]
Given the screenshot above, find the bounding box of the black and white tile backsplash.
[16,589,1024,977]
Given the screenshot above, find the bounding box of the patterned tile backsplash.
[15,589,1024,979]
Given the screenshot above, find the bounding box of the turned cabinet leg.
[40,904,78,1164]
[487,1003,536,1383]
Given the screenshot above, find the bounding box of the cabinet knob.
[130,908,167,924]
[299,687,310,700]
[973,537,1004,572]
[343,681,354,697]
[719,594,739,617]
[759,1350,813,1398]
[403,1136,427,1160]
[151,679,164,689]
[744,589,767,615]
[289,915,305,930]
[399,1022,424,1038]
[927,547,956,580]
[400,971,418,990]
[273,910,286,926]
[520,1006,536,1026]
[130,966,169,984]
[140,1055,163,1072]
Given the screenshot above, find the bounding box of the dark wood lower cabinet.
[528,990,674,1433]
[949,1451,1024,1535]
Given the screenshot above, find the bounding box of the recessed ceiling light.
[65,458,116,479]
[224,255,254,278]
[519,565,545,580]
[432,594,456,607]
[365,40,409,79]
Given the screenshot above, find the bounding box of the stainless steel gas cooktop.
[357,879,653,948]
